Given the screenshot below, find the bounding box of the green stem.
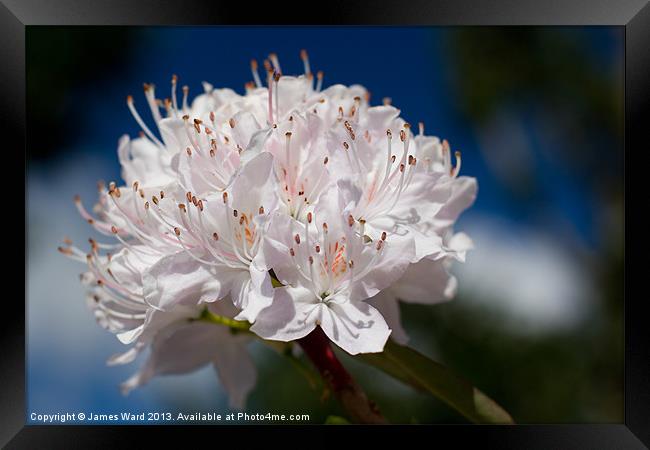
[193,308,252,331]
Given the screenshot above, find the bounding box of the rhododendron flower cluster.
[60,51,477,408]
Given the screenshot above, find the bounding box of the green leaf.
[356,340,514,424]
[324,415,351,425]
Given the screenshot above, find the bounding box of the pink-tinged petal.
[106,345,142,366]
[121,322,235,394]
[116,324,144,345]
[348,231,415,302]
[250,286,318,342]
[158,117,191,152]
[434,176,478,231]
[117,135,174,187]
[364,105,401,130]
[212,341,257,410]
[444,231,474,263]
[320,298,391,355]
[234,259,274,322]
[229,152,277,215]
[276,76,311,119]
[142,251,237,311]
[367,291,409,345]
[230,110,261,151]
[391,258,458,304]
[258,213,304,287]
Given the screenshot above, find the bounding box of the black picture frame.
[3,0,648,447]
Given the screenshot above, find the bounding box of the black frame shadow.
[3,0,648,447]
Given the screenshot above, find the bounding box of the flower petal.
[366,291,409,345]
[250,286,317,342]
[212,340,257,410]
[320,299,391,355]
[142,251,238,311]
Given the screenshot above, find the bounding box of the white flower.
[61,51,477,401]
[73,244,256,409]
[251,188,414,354]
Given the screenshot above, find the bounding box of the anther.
[174,227,181,236]
[348,214,354,227]
[295,234,301,244]
[229,118,236,128]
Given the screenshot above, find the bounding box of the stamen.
[171,74,179,117]
[182,85,189,112]
[300,49,311,75]
[250,59,262,88]
[269,53,281,74]
[126,95,164,148]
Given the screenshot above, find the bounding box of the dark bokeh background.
[27,26,623,424]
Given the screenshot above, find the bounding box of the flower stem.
[298,328,387,424]
[195,308,252,331]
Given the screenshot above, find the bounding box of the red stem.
[298,328,386,424]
